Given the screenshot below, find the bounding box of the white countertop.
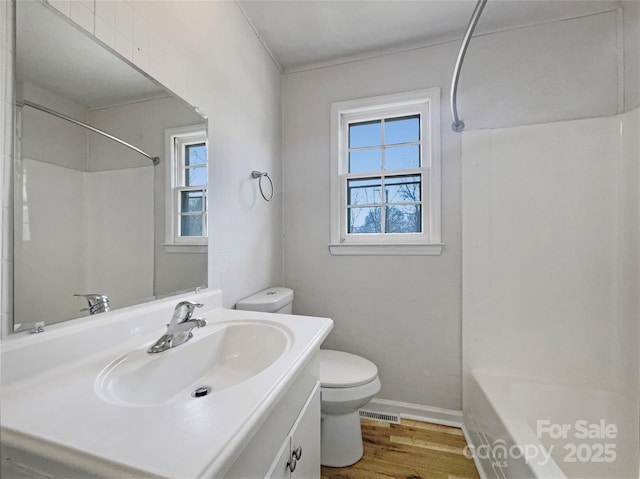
[1,292,332,478]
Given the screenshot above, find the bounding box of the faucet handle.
[174,301,204,320]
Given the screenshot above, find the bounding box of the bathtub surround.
[462,110,640,393]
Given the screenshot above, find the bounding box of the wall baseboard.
[365,398,463,428]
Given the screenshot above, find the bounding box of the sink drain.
[192,386,212,398]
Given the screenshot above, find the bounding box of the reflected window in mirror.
[166,125,208,246]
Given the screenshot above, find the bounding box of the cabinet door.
[265,382,321,479]
[290,383,321,479]
[264,436,291,479]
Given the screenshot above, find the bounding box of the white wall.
[88,96,202,171]
[124,0,284,308]
[21,83,88,171]
[88,97,207,297]
[283,10,621,410]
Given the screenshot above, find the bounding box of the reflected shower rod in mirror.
[21,100,161,165]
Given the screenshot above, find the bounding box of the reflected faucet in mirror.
[74,294,110,315]
[147,301,207,353]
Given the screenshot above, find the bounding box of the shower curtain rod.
[21,100,160,165]
[450,0,487,133]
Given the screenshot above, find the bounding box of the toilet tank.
[236,287,294,314]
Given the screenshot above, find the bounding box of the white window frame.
[164,124,208,253]
[329,88,443,256]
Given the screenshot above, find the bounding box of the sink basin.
[95,320,292,406]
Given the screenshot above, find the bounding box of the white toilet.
[236,287,381,467]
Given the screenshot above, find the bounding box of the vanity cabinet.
[266,383,320,479]
[224,354,321,479]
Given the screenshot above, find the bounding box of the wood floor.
[320,418,480,479]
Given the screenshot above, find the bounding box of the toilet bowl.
[236,287,381,467]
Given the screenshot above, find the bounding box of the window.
[164,125,208,251]
[330,89,442,255]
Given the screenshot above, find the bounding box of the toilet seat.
[319,350,378,388]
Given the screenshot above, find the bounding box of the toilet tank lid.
[319,350,378,388]
[236,287,294,313]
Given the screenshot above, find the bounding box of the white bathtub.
[464,371,638,478]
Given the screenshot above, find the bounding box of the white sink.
[96,320,292,406]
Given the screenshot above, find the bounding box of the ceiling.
[239,0,621,71]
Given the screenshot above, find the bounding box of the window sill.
[162,243,207,254]
[328,243,444,256]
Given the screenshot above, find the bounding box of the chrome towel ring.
[251,170,274,201]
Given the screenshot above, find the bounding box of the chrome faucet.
[74,293,110,315]
[147,301,207,353]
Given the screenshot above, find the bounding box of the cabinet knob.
[293,446,302,461]
[287,446,302,472]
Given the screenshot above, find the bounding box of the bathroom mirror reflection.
[12,1,208,332]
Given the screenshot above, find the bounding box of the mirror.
[11,1,208,332]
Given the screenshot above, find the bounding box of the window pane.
[384,115,419,144]
[186,143,207,166]
[185,166,207,186]
[349,149,381,173]
[348,207,381,233]
[347,178,381,206]
[181,190,204,213]
[385,145,420,170]
[181,214,204,236]
[385,175,421,203]
[386,205,421,233]
[349,120,381,148]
